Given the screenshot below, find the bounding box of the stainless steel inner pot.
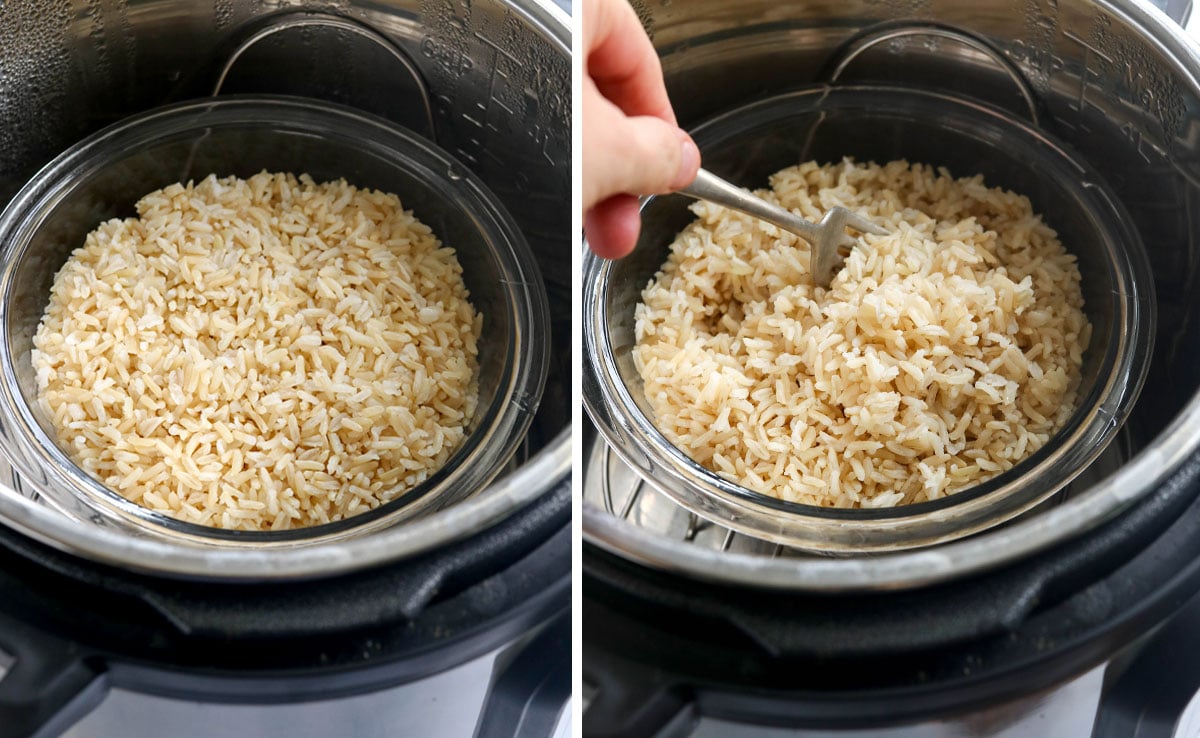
[0,0,570,580]
[584,0,1200,589]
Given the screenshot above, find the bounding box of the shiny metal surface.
[65,644,506,738]
[825,24,1045,128]
[586,432,796,559]
[583,416,1134,581]
[0,0,570,579]
[58,633,573,738]
[1177,689,1200,738]
[677,168,886,288]
[685,665,1105,737]
[210,14,438,140]
[584,0,1200,588]
[62,635,572,738]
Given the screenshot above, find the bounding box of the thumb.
[584,84,700,208]
[618,115,701,195]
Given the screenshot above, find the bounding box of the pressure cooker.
[0,1,570,736]
[582,0,1200,735]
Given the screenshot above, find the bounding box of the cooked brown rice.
[33,171,481,530]
[634,159,1090,508]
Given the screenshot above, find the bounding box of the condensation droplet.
[214,0,234,30]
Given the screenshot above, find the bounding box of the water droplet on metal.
[215,0,234,30]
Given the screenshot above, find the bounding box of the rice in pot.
[633,159,1090,507]
[33,171,481,530]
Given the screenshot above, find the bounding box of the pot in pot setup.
[0,94,551,557]
[585,77,1155,555]
[583,0,1200,735]
[0,1,571,737]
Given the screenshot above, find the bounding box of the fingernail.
[671,133,700,190]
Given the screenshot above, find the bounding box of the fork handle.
[678,169,821,243]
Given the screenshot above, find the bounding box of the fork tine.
[810,208,886,287]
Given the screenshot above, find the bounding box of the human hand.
[583,0,700,258]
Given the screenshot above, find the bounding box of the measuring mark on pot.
[1062,28,1114,115]
[421,35,475,77]
[418,0,567,191]
[1065,17,1186,142]
[1006,40,1066,96]
[476,28,561,168]
[472,28,520,126]
[1120,123,1160,165]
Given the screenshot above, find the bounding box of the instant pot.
[582,0,1200,735]
[0,1,570,737]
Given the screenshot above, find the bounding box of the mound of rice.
[33,171,481,530]
[634,159,1090,508]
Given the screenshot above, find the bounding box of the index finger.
[584,0,676,124]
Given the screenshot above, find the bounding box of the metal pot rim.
[0,427,569,581]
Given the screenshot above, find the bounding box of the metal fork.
[679,168,887,288]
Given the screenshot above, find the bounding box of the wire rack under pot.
[583,415,1136,561]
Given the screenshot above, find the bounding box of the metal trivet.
[584,421,1133,558]
[583,432,809,558]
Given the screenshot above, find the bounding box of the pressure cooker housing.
[584,0,1200,734]
[0,0,571,577]
[587,0,1200,589]
[0,0,571,736]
